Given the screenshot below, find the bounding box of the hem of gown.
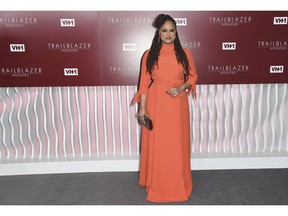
[139,182,192,203]
[146,196,190,203]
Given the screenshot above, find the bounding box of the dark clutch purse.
[138,116,153,130]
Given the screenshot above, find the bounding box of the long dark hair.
[146,14,191,78]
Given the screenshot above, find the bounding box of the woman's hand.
[166,85,185,97]
[138,107,148,124]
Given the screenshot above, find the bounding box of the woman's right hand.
[137,107,148,124]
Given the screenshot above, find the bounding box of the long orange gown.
[132,43,198,202]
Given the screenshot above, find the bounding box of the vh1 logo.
[174,18,187,26]
[123,43,136,51]
[273,17,288,25]
[60,19,75,27]
[64,68,78,76]
[270,66,284,73]
[222,42,236,50]
[10,44,25,52]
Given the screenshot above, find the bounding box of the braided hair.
[146,14,191,78]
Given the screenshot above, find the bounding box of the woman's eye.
[162,29,167,32]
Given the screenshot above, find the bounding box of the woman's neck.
[161,42,174,50]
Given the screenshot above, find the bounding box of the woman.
[132,14,198,202]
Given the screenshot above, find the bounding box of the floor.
[0,169,287,205]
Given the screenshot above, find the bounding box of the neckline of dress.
[161,43,175,51]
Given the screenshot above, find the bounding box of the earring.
[158,37,161,43]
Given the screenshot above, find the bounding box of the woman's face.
[159,20,177,44]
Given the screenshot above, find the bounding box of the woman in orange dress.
[132,14,198,202]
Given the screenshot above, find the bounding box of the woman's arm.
[167,49,198,99]
[166,81,191,97]
[138,94,148,123]
[131,50,151,122]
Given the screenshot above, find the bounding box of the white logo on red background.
[107,17,151,27]
[258,41,287,50]
[209,16,252,26]
[270,66,284,73]
[109,66,139,75]
[182,41,201,48]
[0,17,38,27]
[174,18,187,26]
[64,68,78,76]
[10,44,25,52]
[123,43,137,51]
[273,17,288,25]
[208,65,249,75]
[48,42,92,52]
[222,42,237,50]
[60,19,75,27]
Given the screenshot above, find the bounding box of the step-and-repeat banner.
[0,11,287,87]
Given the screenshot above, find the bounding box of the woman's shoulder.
[183,47,191,54]
[142,49,150,58]
[144,49,151,54]
[183,47,194,58]
[140,49,150,62]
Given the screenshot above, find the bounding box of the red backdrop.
[0,11,287,87]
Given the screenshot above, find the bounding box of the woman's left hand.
[166,85,184,97]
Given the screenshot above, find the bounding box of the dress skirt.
[138,79,193,202]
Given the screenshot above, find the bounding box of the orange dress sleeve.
[184,48,198,100]
[131,50,152,105]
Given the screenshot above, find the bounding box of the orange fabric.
[133,43,198,202]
